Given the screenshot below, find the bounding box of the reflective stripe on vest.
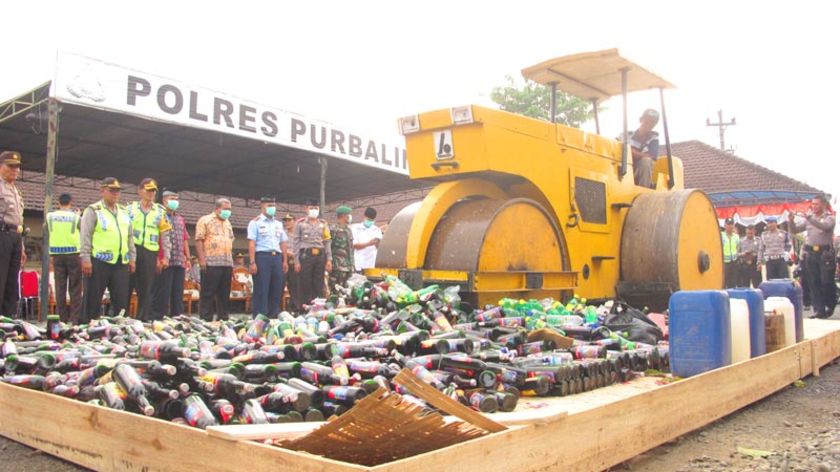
[91,202,131,265]
[128,202,165,251]
[47,210,80,255]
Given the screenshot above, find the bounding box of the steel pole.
[40,98,59,317]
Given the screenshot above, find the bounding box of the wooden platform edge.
[0,320,837,472]
[369,324,840,472]
[0,382,367,472]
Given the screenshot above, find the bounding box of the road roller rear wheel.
[619,190,723,310]
[423,197,568,306]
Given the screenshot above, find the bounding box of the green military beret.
[336,205,352,216]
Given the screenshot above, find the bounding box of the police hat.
[161,190,178,198]
[281,213,294,221]
[101,177,122,189]
[724,217,735,225]
[140,178,158,191]
[336,205,352,216]
[765,216,778,223]
[260,196,276,204]
[364,207,377,219]
[0,151,21,166]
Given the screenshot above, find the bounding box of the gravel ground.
[615,360,840,472]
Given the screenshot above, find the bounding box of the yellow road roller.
[368,49,723,310]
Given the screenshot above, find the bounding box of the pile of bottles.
[0,275,668,430]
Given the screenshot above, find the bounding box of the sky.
[2,1,839,205]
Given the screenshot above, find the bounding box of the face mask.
[166,200,180,211]
[265,206,276,217]
[364,219,374,228]
[308,209,319,218]
[219,209,232,220]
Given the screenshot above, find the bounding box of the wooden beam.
[0,382,366,472]
[394,369,507,433]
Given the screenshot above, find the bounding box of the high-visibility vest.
[721,231,740,263]
[90,201,131,265]
[128,201,166,252]
[46,209,80,255]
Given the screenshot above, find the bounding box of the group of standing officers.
[0,150,385,323]
[721,195,837,319]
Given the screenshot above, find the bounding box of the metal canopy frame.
[0,80,423,315]
[522,49,677,188]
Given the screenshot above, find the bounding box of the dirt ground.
[1,324,838,471]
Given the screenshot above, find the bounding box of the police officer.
[0,151,25,317]
[738,225,763,288]
[282,213,299,311]
[47,192,82,322]
[80,178,136,322]
[127,178,172,321]
[789,196,836,319]
[294,200,332,306]
[760,216,791,280]
[329,206,355,291]
[721,218,740,289]
[247,196,288,317]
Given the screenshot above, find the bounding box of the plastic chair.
[18,270,40,320]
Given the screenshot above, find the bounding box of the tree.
[490,75,594,127]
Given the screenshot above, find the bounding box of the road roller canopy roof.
[0,53,422,204]
[521,49,675,101]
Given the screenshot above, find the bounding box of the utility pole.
[706,109,736,152]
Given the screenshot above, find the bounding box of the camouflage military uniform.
[329,223,354,290]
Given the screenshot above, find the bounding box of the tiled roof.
[18,173,307,229]
[673,140,822,194]
[17,140,822,229]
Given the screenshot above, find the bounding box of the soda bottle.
[322,385,367,406]
[139,341,190,363]
[210,399,236,424]
[99,382,127,410]
[240,398,269,424]
[46,315,62,341]
[299,362,348,386]
[200,372,255,396]
[466,391,498,413]
[182,394,219,429]
[142,380,179,401]
[286,378,325,408]
[157,398,185,421]
[2,374,46,390]
[330,356,350,380]
[1,338,17,358]
[50,384,80,398]
[243,314,270,342]
[113,364,155,416]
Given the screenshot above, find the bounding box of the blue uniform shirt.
[247,214,288,252]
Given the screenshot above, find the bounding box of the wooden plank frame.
[0,319,837,472]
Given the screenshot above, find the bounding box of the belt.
[50,247,80,255]
[0,222,22,234]
[767,255,785,261]
[805,244,831,253]
[300,247,324,257]
[256,251,281,256]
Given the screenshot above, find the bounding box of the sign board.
[51,52,408,175]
